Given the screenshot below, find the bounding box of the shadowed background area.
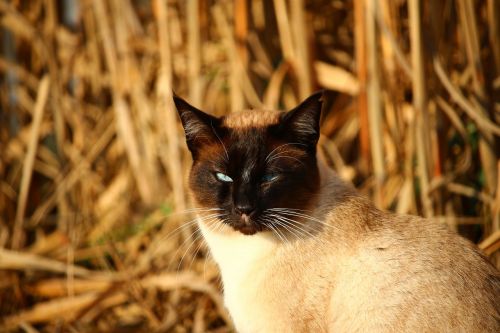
[0,0,499,332]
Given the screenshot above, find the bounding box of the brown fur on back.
[196,164,500,332]
[262,167,500,332]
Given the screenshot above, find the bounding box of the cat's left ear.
[281,91,324,147]
[173,94,221,157]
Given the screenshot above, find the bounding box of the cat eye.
[261,174,279,183]
[215,172,233,183]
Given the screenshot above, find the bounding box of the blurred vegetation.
[0,0,499,332]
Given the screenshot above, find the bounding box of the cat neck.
[198,221,278,285]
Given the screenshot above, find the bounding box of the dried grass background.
[0,0,499,332]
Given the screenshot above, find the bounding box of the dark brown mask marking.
[174,92,323,235]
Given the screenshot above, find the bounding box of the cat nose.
[235,204,255,216]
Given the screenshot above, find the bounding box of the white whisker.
[270,224,289,244]
[268,207,311,213]
[177,230,204,271]
[260,216,289,243]
[268,208,335,229]
[264,142,307,162]
[271,210,322,222]
[211,122,229,161]
[267,154,305,167]
[166,213,226,271]
[261,214,303,241]
[155,211,226,247]
[147,220,198,259]
[271,219,303,240]
[187,233,207,271]
[268,213,315,239]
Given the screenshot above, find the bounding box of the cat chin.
[230,223,263,236]
[233,226,258,236]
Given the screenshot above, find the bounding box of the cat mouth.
[228,215,263,235]
[234,224,259,235]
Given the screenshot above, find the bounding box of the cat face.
[174,92,323,235]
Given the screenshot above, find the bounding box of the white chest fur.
[198,219,279,332]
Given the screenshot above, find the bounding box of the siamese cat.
[173,92,499,332]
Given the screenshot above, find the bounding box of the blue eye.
[261,174,279,183]
[215,172,233,183]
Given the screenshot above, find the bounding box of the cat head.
[174,92,323,235]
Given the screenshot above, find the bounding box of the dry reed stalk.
[36,1,66,165]
[143,272,233,327]
[396,179,416,214]
[27,278,112,298]
[130,80,160,187]
[193,297,208,333]
[1,292,128,330]
[457,0,498,216]
[378,0,395,76]
[479,230,500,256]
[382,94,400,170]
[374,4,412,79]
[0,58,39,90]
[212,4,262,108]
[228,23,244,110]
[409,0,433,217]
[435,96,471,174]
[187,0,202,106]
[114,1,161,202]
[376,1,409,201]
[93,0,155,204]
[446,183,495,206]
[12,75,50,249]
[235,0,249,66]
[488,0,500,72]
[82,4,105,96]
[331,114,360,150]
[320,138,355,182]
[154,0,187,217]
[30,119,115,226]
[273,0,295,62]
[250,0,265,30]
[290,0,312,99]
[314,61,359,95]
[433,59,500,136]
[496,160,500,213]
[263,62,290,109]
[28,231,67,255]
[354,0,371,171]
[115,98,156,203]
[429,216,485,225]
[77,293,131,324]
[397,103,417,215]
[366,0,385,206]
[18,322,39,333]
[248,32,273,77]
[0,247,111,278]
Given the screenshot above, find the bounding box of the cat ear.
[281,91,324,147]
[173,94,220,156]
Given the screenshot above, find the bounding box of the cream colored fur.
[196,160,500,333]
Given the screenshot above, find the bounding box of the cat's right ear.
[280,91,323,148]
[173,95,220,156]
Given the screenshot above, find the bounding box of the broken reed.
[0,0,499,331]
